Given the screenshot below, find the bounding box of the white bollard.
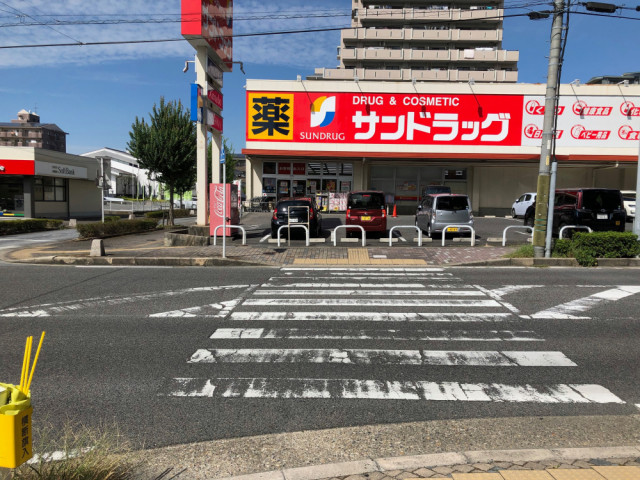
[90,239,105,257]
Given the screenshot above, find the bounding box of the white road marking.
[474,285,521,314]
[150,299,240,318]
[485,285,544,297]
[243,299,501,307]
[210,328,544,342]
[259,234,271,243]
[188,349,575,366]
[253,289,485,297]
[261,283,426,288]
[0,285,254,317]
[531,286,640,319]
[282,267,445,272]
[163,378,624,403]
[268,274,456,280]
[228,312,513,322]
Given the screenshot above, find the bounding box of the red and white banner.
[181,0,233,70]
[0,159,35,175]
[246,91,640,151]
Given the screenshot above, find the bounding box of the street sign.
[220,149,226,164]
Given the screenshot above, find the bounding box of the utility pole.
[532,0,565,257]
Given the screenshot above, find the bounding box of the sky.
[0,0,638,157]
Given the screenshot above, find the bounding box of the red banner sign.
[181,0,233,69]
[247,91,524,146]
[207,88,223,110]
[0,159,35,175]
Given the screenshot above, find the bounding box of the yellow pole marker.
[20,336,32,393]
[20,337,29,392]
[26,332,45,394]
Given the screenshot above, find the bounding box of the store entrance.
[0,176,25,217]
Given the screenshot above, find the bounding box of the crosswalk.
[160,267,625,405]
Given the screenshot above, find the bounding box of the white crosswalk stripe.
[161,267,625,406]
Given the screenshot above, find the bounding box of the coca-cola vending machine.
[210,183,239,236]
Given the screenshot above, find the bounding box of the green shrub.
[76,218,158,239]
[0,219,64,236]
[505,245,534,258]
[104,215,121,223]
[571,231,640,266]
[552,238,572,258]
[144,208,191,219]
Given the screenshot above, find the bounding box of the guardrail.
[502,226,533,246]
[388,225,422,247]
[277,224,310,247]
[104,200,171,214]
[212,225,247,245]
[559,225,592,238]
[331,225,366,247]
[441,225,475,246]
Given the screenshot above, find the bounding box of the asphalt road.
[0,264,639,449]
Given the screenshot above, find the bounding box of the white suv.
[621,190,635,220]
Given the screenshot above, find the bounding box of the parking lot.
[226,211,545,248]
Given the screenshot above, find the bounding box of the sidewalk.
[1,227,522,267]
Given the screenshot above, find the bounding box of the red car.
[345,191,387,236]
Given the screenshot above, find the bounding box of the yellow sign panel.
[248,93,294,141]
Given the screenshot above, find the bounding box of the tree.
[208,137,237,184]
[128,97,196,225]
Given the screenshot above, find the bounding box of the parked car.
[621,190,635,220]
[523,188,626,234]
[511,192,536,218]
[271,197,322,238]
[249,195,276,212]
[173,198,197,209]
[345,191,387,236]
[415,193,474,238]
[103,196,125,203]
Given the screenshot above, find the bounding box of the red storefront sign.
[247,91,524,146]
[292,163,306,175]
[0,160,35,175]
[278,163,291,175]
[181,0,233,69]
[207,88,223,110]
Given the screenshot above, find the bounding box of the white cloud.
[0,0,347,69]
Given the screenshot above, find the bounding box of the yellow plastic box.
[0,383,32,469]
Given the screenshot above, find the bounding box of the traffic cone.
[392,204,397,217]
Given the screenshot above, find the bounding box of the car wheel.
[511,208,517,218]
[524,215,534,227]
[271,228,278,239]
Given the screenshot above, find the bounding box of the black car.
[524,188,626,235]
[271,197,322,238]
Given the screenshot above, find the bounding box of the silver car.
[415,194,474,238]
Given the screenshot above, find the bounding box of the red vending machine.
[210,183,239,237]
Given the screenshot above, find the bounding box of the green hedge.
[144,209,191,219]
[570,231,640,266]
[0,219,64,236]
[76,218,158,239]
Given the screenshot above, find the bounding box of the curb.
[9,256,268,267]
[217,446,640,480]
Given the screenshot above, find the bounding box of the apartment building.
[312,0,518,83]
[0,110,67,152]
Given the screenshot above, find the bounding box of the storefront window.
[307,179,320,195]
[308,162,322,175]
[0,177,24,214]
[263,162,276,175]
[322,179,337,192]
[338,163,353,176]
[34,177,66,202]
[263,177,276,194]
[322,163,337,175]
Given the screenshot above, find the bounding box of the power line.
[0,0,82,44]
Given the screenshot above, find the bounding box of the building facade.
[0,146,101,218]
[243,79,640,215]
[0,110,67,153]
[312,0,518,83]
[81,148,162,200]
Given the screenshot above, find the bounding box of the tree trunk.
[168,187,175,226]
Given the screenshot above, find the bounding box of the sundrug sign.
[247,90,640,151]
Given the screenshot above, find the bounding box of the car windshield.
[348,193,385,209]
[436,196,468,211]
[582,190,622,210]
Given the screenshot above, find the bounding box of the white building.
[81,148,162,200]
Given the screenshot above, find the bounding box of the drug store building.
[243,79,640,215]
